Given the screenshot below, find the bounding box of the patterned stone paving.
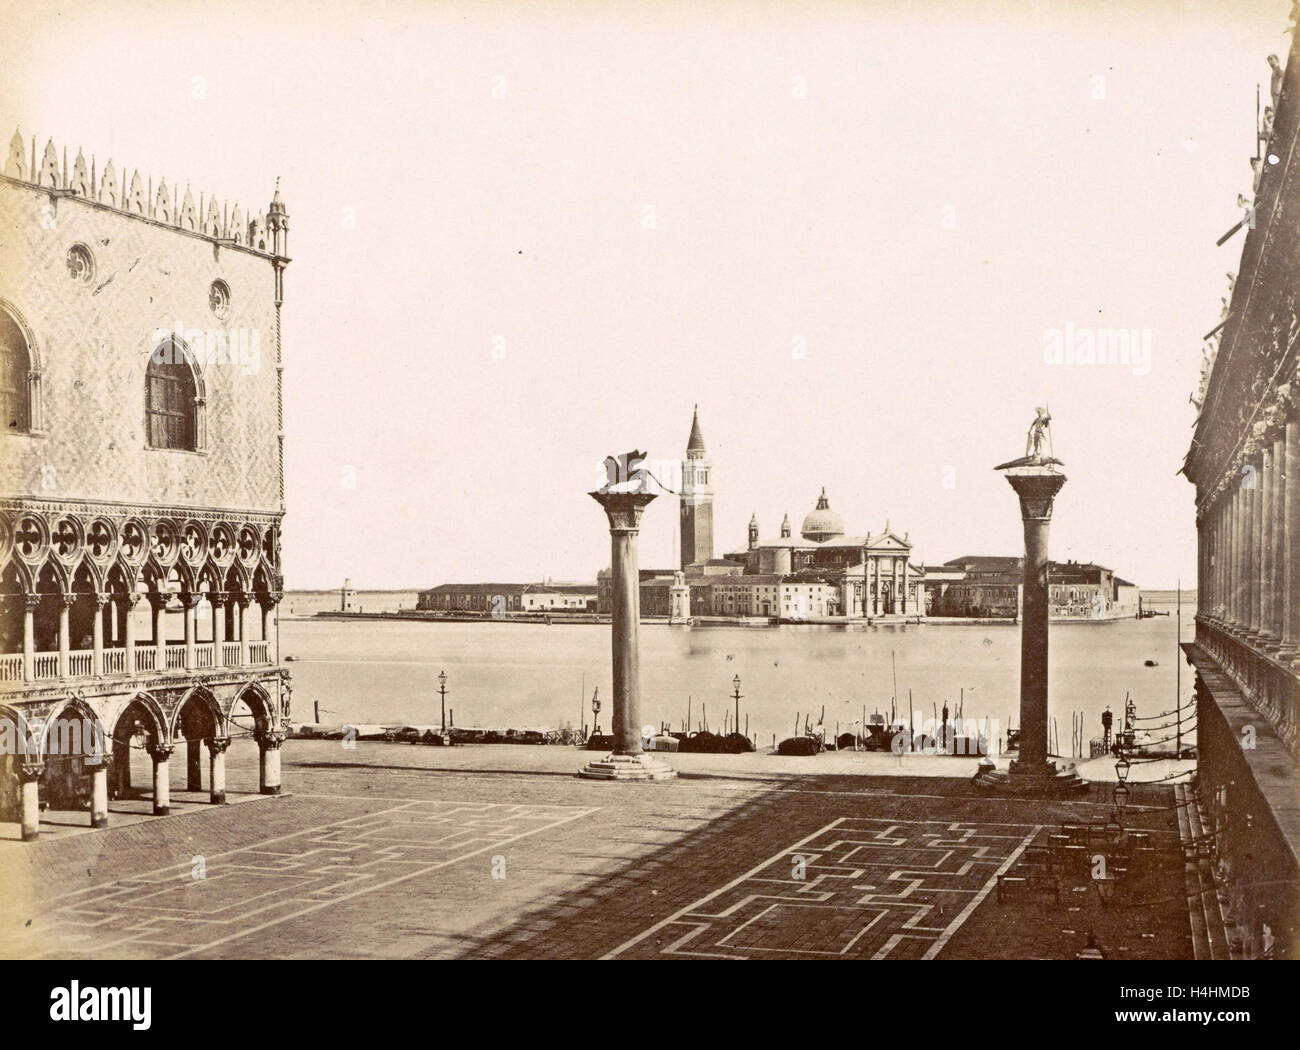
[608,817,1038,959]
[8,799,594,959]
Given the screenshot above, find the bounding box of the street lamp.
[731,675,742,739]
[438,669,448,731]
[1114,753,1131,827]
[591,691,602,736]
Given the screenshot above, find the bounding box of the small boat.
[1144,659,1159,667]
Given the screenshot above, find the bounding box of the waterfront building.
[0,132,291,838]
[926,556,1140,620]
[341,577,357,612]
[1181,39,1300,958]
[519,583,597,612]
[416,583,526,614]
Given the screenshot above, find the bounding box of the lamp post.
[1114,753,1131,827]
[732,674,742,740]
[438,669,448,731]
[591,691,601,736]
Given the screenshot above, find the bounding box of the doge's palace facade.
[0,131,290,839]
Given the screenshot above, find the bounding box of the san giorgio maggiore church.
[623,408,926,622]
[0,131,292,840]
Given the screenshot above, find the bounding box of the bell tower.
[748,512,759,551]
[680,405,714,569]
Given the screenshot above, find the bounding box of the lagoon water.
[281,591,1196,754]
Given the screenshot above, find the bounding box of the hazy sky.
[2,0,1286,589]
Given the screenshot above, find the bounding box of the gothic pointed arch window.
[146,336,205,451]
[0,302,39,433]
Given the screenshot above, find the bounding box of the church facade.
[0,132,291,839]
[678,409,924,619]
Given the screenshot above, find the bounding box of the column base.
[210,791,226,805]
[153,804,170,816]
[579,752,678,781]
[260,785,282,796]
[91,816,109,829]
[974,760,1088,797]
[21,827,38,842]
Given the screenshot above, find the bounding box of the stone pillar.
[18,760,42,841]
[148,744,172,815]
[581,486,675,780]
[208,737,229,804]
[22,594,37,682]
[1009,470,1063,775]
[91,593,106,674]
[1248,458,1261,638]
[151,593,168,667]
[1258,449,1268,644]
[186,737,203,791]
[1215,506,1222,613]
[236,593,251,667]
[1283,418,1300,663]
[182,593,197,669]
[212,592,227,664]
[1270,433,1286,646]
[1236,474,1247,630]
[89,761,108,828]
[1228,490,1236,621]
[258,731,284,795]
[57,594,71,677]
[978,458,1084,796]
[122,593,138,673]
[270,592,282,663]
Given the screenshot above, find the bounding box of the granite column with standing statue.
[977,409,1087,795]
[581,451,676,780]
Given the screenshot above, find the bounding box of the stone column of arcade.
[89,756,109,828]
[977,412,1087,795]
[580,454,676,781]
[258,730,285,794]
[18,759,43,841]
[149,744,173,815]
[208,736,230,804]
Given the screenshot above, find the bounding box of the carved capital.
[147,744,174,761]
[17,760,44,782]
[206,736,231,755]
[257,730,286,751]
[589,490,657,532]
[23,593,42,611]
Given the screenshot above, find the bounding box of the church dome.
[801,488,844,541]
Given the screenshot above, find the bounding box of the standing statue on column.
[1026,407,1052,461]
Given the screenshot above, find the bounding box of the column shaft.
[1283,419,1300,660]
[90,763,108,828]
[150,748,172,815]
[209,739,228,804]
[610,525,642,755]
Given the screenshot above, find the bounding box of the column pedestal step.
[579,752,678,781]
